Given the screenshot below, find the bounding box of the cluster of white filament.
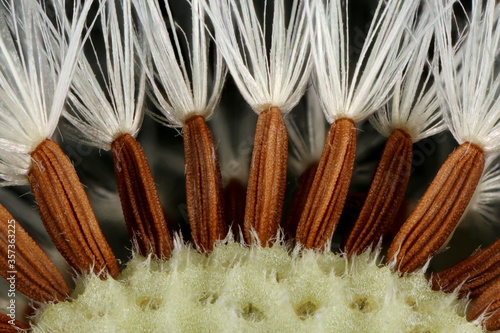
[133,0,226,127]
[65,0,145,150]
[369,3,446,142]
[202,0,311,114]
[0,0,92,185]
[434,0,500,152]
[309,0,424,124]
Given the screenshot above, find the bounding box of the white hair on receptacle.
[202,0,311,114]
[308,0,422,124]
[0,0,94,186]
[133,0,226,127]
[434,0,500,152]
[370,1,447,143]
[65,0,146,150]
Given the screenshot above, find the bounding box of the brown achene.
[387,143,485,273]
[112,133,173,259]
[224,179,246,240]
[183,115,226,251]
[345,129,413,256]
[467,279,500,331]
[0,204,69,303]
[29,139,119,277]
[295,118,357,249]
[432,239,500,297]
[0,313,28,332]
[243,107,288,245]
[284,162,318,239]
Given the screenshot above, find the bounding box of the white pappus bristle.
[434,0,500,152]
[370,2,446,142]
[308,0,422,124]
[133,0,226,127]
[464,153,500,235]
[0,0,93,185]
[202,0,311,114]
[65,0,145,150]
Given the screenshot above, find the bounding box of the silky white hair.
[202,0,311,114]
[133,0,226,127]
[0,0,94,185]
[434,0,500,152]
[370,1,447,142]
[308,0,424,124]
[65,0,146,150]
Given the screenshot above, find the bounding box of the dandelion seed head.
[309,0,423,124]
[0,1,499,332]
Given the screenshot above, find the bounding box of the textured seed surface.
[112,134,173,259]
[295,118,357,249]
[345,129,412,255]
[0,312,29,332]
[0,204,69,302]
[467,278,500,331]
[184,116,226,251]
[432,239,500,297]
[387,143,484,273]
[244,107,288,245]
[29,139,119,277]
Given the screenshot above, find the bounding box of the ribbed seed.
[387,143,484,273]
[29,139,119,277]
[0,204,69,302]
[243,107,288,245]
[345,129,412,256]
[0,313,28,332]
[467,278,500,331]
[285,163,318,239]
[224,179,246,240]
[184,116,226,251]
[432,239,500,297]
[295,118,357,249]
[112,134,173,259]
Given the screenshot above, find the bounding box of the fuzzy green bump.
[31,240,482,333]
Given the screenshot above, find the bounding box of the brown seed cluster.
[3,109,498,330]
[1,3,499,332]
